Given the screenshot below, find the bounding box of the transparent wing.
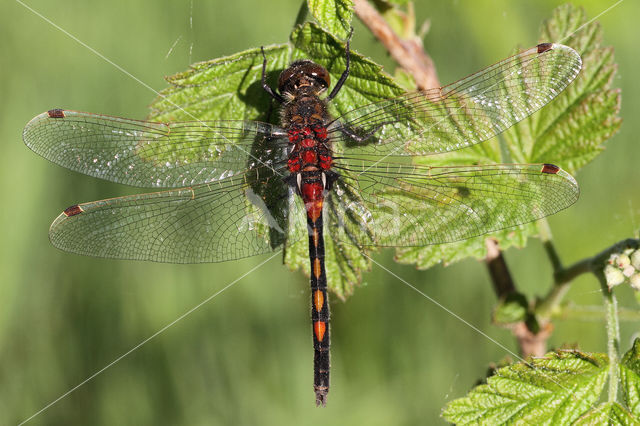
[328,161,579,247]
[23,110,288,188]
[49,164,302,263]
[328,43,582,156]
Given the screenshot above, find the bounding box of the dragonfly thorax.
[281,79,334,219]
[281,63,334,178]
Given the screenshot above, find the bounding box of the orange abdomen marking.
[313,290,324,312]
[314,258,322,279]
[314,321,327,342]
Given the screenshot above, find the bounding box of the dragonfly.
[23,35,582,406]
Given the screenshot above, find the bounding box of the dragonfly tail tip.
[314,387,328,407]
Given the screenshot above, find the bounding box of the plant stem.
[484,238,550,357]
[536,257,591,320]
[597,270,620,403]
[353,0,440,89]
[484,238,515,297]
[538,218,563,273]
[536,238,640,320]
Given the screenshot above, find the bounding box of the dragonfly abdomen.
[291,158,333,406]
[285,115,335,406]
[304,185,330,406]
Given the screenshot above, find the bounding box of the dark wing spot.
[456,186,471,197]
[63,204,84,217]
[47,109,65,118]
[537,43,553,54]
[541,164,560,174]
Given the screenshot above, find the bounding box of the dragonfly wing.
[49,165,295,263]
[329,44,582,156]
[325,178,377,250]
[23,110,288,188]
[329,161,579,247]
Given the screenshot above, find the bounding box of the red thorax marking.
[303,150,317,164]
[314,126,327,140]
[288,125,328,174]
[319,154,332,169]
[288,129,300,143]
[288,157,301,173]
[300,138,315,148]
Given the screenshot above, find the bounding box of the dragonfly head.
[278,60,330,97]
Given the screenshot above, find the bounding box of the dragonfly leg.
[327,27,353,101]
[265,100,274,123]
[261,46,285,104]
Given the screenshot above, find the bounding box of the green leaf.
[307,0,353,39]
[493,292,529,326]
[393,67,417,91]
[512,3,622,174]
[620,338,640,417]
[396,3,620,270]
[396,224,534,270]
[148,45,291,122]
[442,350,609,425]
[573,402,637,425]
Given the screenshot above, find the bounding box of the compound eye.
[278,67,297,93]
[305,64,330,89]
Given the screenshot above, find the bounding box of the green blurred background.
[2,0,638,424]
